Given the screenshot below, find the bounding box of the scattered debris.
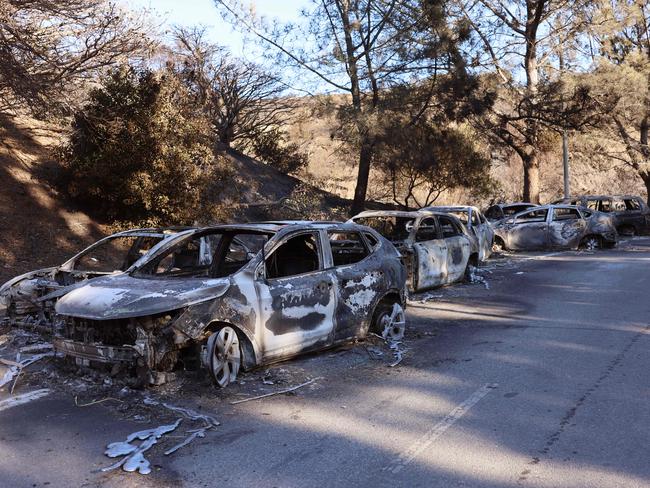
[388,341,405,368]
[230,378,320,405]
[0,350,55,390]
[468,266,490,289]
[102,419,182,475]
[0,388,51,412]
[144,398,220,457]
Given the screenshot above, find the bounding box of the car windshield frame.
[132,228,275,279]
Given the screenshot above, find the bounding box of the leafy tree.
[215,0,483,214]
[581,0,650,203]
[459,0,596,203]
[374,117,495,208]
[0,0,155,115]
[58,67,226,224]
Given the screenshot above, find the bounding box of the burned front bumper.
[53,337,139,364]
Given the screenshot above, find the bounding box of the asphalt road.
[1,238,649,488]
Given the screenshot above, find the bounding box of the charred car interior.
[51,223,407,387]
[0,228,191,329]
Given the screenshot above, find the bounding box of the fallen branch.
[75,396,123,407]
[230,378,320,405]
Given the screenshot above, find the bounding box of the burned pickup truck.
[349,210,475,292]
[0,228,191,328]
[53,222,406,387]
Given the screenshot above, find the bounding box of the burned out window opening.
[438,216,462,238]
[362,231,379,250]
[416,217,438,242]
[328,231,370,266]
[136,231,269,279]
[515,209,549,224]
[74,236,164,273]
[471,211,479,226]
[265,232,321,279]
[553,208,581,221]
[447,211,469,225]
[354,216,414,243]
[485,206,503,220]
[624,198,641,211]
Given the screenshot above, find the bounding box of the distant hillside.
[284,96,649,205]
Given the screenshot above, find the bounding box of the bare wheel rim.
[379,303,406,341]
[208,327,241,388]
[583,236,600,251]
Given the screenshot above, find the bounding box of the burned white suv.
[53,222,407,387]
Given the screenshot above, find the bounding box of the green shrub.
[58,66,228,225]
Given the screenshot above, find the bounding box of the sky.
[122,0,308,58]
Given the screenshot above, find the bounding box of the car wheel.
[581,235,601,251]
[207,326,241,388]
[372,302,405,342]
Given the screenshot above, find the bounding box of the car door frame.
[254,229,338,361]
[505,208,550,250]
[412,215,449,291]
[325,228,384,341]
[437,215,472,283]
[548,206,587,249]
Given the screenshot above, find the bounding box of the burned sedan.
[349,211,475,293]
[421,206,494,262]
[0,228,191,327]
[53,222,407,387]
[492,205,618,251]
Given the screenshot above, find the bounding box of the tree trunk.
[351,141,373,215]
[642,172,650,206]
[523,151,541,204]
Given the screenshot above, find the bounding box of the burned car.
[53,222,407,387]
[552,194,650,236]
[349,211,475,292]
[492,205,618,251]
[0,228,191,327]
[421,206,494,262]
[484,202,539,223]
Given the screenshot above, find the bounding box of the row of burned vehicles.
[1,195,644,388]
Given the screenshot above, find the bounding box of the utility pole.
[559,30,570,199]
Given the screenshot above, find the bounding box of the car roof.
[111,227,195,238]
[422,205,479,213]
[196,221,370,234]
[351,210,451,219]
[564,194,641,200]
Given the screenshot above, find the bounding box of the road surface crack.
[517,323,650,484]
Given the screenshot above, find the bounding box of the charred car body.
[349,211,475,293]
[552,195,650,236]
[0,228,191,328]
[492,205,618,251]
[53,222,407,387]
[421,206,494,262]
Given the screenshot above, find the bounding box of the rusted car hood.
[55,274,230,320]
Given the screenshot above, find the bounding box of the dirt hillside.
[0,114,106,283]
